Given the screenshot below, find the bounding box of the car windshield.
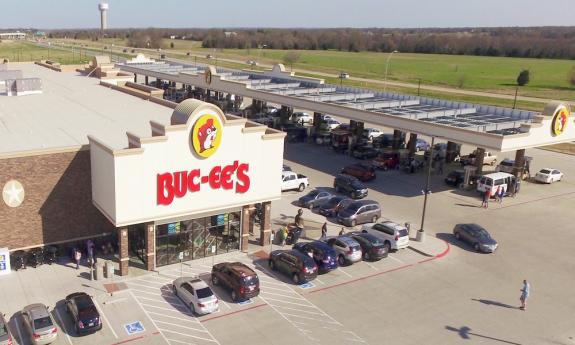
[350,181,364,189]
[475,229,491,239]
[196,287,214,299]
[344,203,361,213]
[540,169,551,174]
[398,229,409,237]
[241,275,259,286]
[306,190,320,197]
[33,316,53,330]
[75,296,93,310]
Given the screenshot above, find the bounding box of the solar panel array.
[119,60,536,136]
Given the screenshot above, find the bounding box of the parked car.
[325,119,341,130]
[292,241,338,273]
[495,158,515,174]
[444,170,465,187]
[338,200,381,227]
[352,146,380,160]
[333,174,368,199]
[372,152,400,170]
[22,304,58,345]
[211,262,260,302]
[453,223,498,253]
[476,172,515,197]
[172,277,219,315]
[249,113,274,126]
[293,112,313,124]
[268,250,318,284]
[341,163,376,182]
[282,171,309,192]
[0,313,13,345]
[318,196,353,217]
[363,128,384,141]
[297,190,333,209]
[362,221,409,252]
[345,232,388,261]
[373,133,406,149]
[319,114,334,121]
[460,150,497,166]
[65,292,102,335]
[336,124,351,131]
[535,168,563,184]
[415,138,430,152]
[322,236,362,266]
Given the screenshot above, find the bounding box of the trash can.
[105,261,114,278]
[93,262,100,281]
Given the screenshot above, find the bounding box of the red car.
[372,152,400,170]
[341,163,376,182]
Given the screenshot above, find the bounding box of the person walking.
[339,227,346,236]
[520,279,530,310]
[320,222,328,241]
[74,248,82,270]
[481,189,490,208]
[494,186,502,203]
[279,226,287,247]
[498,186,505,204]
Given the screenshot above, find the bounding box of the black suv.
[211,262,260,302]
[65,292,102,335]
[333,174,368,199]
[269,250,318,284]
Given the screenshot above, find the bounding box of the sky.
[0,0,574,29]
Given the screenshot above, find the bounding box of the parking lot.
[2,132,575,345]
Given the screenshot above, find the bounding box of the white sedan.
[325,119,341,130]
[535,168,564,184]
[173,277,219,315]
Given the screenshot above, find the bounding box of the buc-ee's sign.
[157,114,251,206]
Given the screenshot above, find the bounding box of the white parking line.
[133,279,168,286]
[262,297,316,308]
[129,290,174,345]
[139,302,194,316]
[166,338,198,345]
[314,277,326,285]
[146,311,201,324]
[260,291,307,300]
[131,289,181,302]
[159,328,219,343]
[257,295,320,343]
[154,320,209,333]
[93,299,118,339]
[388,255,404,264]
[364,261,378,270]
[54,308,73,345]
[260,285,294,293]
[279,312,340,324]
[337,267,353,278]
[274,305,326,316]
[137,295,186,307]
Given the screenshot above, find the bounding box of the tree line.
[44,27,575,59]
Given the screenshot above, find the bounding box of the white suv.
[361,221,409,251]
[293,112,313,124]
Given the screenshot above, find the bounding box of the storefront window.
[155,211,241,267]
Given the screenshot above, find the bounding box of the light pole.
[418,136,435,242]
[383,50,399,92]
[258,44,267,65]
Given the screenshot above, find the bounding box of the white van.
[476,172,515,196]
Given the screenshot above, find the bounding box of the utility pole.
[513,86,519,109]
[418,136,435,242]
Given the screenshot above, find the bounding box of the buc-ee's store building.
[0,70,285,275]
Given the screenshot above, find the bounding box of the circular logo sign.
[191,114,222,158]
[552,105,570,136]
[2,179,25,208]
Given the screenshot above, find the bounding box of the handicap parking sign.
[299,282,315,289]
[124,321,145,335]
[237,299,253,306]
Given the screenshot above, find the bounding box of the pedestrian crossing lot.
[127,247,429,345]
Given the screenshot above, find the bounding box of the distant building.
[0,32,26,40]
[224,31,238,38]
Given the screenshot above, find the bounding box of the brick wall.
[0,149,115,250]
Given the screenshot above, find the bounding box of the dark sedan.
[65,292,102,335]
[445,170,465,187]
[352,146,379,160]
[318,196,353,217]
[297,190,333,209]
[453,224,498,253]
[341,163,376,182]
[345,232,388,261]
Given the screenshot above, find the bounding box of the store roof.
[0,63,174,156]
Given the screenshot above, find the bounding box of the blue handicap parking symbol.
[237,299,253,306]
[124,321,145,335]
[299,282,315,289]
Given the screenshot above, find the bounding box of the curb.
[408,239,451,258]
[407,246,434,257]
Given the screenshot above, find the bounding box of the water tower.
[98,3,109,30]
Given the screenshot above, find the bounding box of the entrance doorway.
[128,224,146,268]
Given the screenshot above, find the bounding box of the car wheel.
[298,183,305,192]
[454,232,460,240]
[474,243,480,252]
[338,255,346,266]
[269,260,275,270]
[350,219,357,227]
[190,303,196,315]
[384,241,391,252]
[231,290,238,302]
[212,275,219,286]
[292,273,300,285]
[363,251,370,261]
[371,215,378,223]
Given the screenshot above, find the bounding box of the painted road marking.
[237,299,253,306]
[54,308,73,345]
[124,321,145,335]
[337,267,353,278]
[299,282,315,290]
[388,255,404,264]
[93,299,119,339]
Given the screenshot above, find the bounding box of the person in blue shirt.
[520,279,530,310]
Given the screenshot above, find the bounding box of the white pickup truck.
[281,171,309,192]
[461,150,498,166]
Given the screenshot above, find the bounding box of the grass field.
[57,37,575,100]
[0,41,90,65]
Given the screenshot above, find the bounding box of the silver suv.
[362,221,410,251]
[22,304,58,345]
[323,236,362,266]
[337,200,381,227]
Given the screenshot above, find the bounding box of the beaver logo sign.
[551,105,570,136]
[191,114,222,158]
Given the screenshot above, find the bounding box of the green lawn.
[0,41,90,65]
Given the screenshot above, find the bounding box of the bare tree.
[283,51,301,71]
